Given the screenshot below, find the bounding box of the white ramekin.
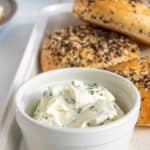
[15,68,140,150]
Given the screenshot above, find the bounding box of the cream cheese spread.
[33,80,124,128]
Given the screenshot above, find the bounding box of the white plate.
[0,3,150,150]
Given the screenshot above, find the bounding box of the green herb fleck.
[90,91,94,95]
[44,116,48,120]
[65,98,75,104]
[48,87,53,96]
[77,108,82,114]
[90,106,97,112]
[98,122,104,126]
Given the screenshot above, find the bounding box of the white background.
[0,0,72,103]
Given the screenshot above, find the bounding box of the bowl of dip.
[15,68,140,150]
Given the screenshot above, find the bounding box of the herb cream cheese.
[33,80,124,128]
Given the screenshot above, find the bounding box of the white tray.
[0,3,150,150]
